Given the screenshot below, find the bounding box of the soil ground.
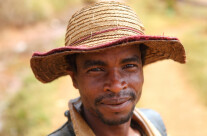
[141,61,207,136]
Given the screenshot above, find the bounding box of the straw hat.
[30,1,186,83]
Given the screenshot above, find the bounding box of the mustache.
[95,91,136,105]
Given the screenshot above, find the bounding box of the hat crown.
[65,2,145,47]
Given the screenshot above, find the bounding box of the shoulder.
[138,108,167,136]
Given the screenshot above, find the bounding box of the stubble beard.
[95,104,136,126]
[94,91,137,126]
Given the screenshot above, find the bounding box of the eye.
[87,67,104,73]
[123,64,138,69]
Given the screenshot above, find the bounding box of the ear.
[67,71,79,89]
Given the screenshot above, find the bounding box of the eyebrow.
[121,55,140,64]
[83,60,106,69]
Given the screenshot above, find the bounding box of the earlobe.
[67,71,79,89]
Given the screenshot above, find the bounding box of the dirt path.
[140,61,207,136]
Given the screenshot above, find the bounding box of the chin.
[95,105,135,126]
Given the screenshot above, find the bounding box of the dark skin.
[68,45,144,136]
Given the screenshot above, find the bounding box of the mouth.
[100,98,130,105]
[99,98,132,112]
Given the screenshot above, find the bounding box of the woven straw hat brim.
[31,35,186,83]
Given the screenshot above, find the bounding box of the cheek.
[78,74,105,92]
[77,76,104,106]
[127,70,144,98]
[127,69,144,87]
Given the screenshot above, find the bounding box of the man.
[30,1,186,136]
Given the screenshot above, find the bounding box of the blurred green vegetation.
[1,0,207,136]
[0,71,59,136]
[0,0,81,27]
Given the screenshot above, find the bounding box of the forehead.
[76,45,141,62]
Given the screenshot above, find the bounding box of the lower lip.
[100,100,131,113]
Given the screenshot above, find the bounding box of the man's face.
[71,45,144,125]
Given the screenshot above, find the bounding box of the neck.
[82,107,140,136]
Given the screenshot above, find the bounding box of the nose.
[103,69,128,93]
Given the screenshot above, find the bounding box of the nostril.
[103,80,127,93]
[103,84,110,92]
[121,81,126,85]
[104,88,110,92]
[122,81,127,89]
